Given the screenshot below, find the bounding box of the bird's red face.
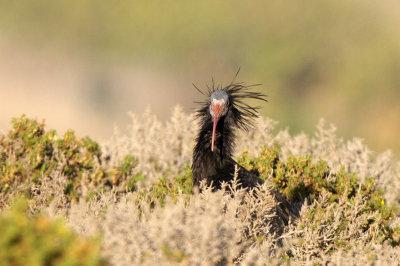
[209,91,229,151]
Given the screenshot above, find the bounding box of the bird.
[191,73,298,224]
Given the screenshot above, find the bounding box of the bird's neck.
[192,114,236,186]
[198,115,235,159]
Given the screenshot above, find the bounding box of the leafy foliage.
[0,197,104,266]
[1,114,400,265]
[0,115,143,208]
[238,146,400,247]
[134,164,193,208]
[0,115,195,211]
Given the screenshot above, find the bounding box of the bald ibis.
[191,76,298,224]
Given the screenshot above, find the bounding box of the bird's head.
[209,90,230,152]
[193,71,267,154]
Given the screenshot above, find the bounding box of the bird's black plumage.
[192,76,298,224]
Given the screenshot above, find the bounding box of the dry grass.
[1,108,400,265]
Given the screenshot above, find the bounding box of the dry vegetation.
[1,107,400,265]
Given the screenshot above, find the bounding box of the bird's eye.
[208,100,211,105]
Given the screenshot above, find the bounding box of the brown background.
[1,1,400,157]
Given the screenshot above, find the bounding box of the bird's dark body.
[191,77,298,224]
[192,113,263,190]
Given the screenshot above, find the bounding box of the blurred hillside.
[0,0,400,157]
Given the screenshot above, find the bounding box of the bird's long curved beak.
[211,103,222,152]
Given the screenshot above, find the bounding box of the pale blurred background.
[1,1,400,157]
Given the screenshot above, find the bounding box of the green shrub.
[1,115,399,262]
[0,115,142,209]
[0,115,196,213]
[135,164,193,208]
[0,197,105,266]
[237,147,399,246]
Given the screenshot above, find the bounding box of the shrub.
[238,146,400,249]
[0,115,143,210]
[0,197,104,266]
[1,112,400,265]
